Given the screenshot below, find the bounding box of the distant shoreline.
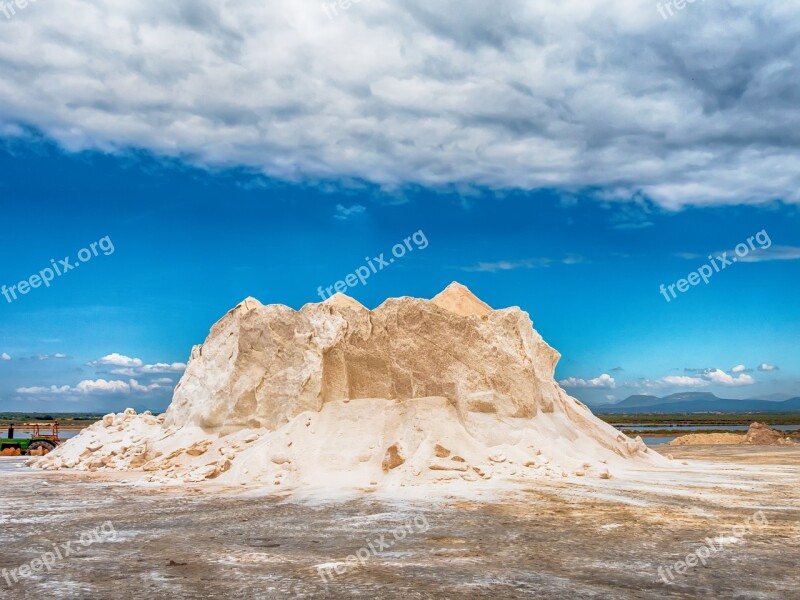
[1,413,107,433]
[4,412,800,437]
[598,413,800,426]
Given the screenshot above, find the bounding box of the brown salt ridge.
[670,422,797,446]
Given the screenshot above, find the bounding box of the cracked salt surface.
[1,450,798,599]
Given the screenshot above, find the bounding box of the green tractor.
[0,421,61,456]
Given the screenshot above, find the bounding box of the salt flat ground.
[0,447,798,599]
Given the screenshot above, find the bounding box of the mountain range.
[592,392,800,414]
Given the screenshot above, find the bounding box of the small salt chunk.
[472,465,492,479]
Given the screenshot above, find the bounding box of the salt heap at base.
[32,283,666,490]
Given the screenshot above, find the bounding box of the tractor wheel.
[27,440,56,456]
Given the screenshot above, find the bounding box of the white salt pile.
[32,283,666,492]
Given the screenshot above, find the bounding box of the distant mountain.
[594,394,800,414]
[756,393,796,402]
[662,392,720,403]
[613,392,720,408]
[611,394,662,408]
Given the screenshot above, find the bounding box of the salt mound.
[32,284,666,492]
[744,422,796,445]
[431,282,493,317]
[670,422,797,446]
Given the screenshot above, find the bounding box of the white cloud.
[661,375,708,387]
[92,354,186,375]
[736,246,800,263]
[89,353,143,368]
[463,255,583,272]
[705,369,755,387]
[333,204,367,220]
[1,353,10,361]
[74,379,131,394]
[634,368,756,389]
[16,378,167,395]
[465,258,552,272]
[129,379,162,393]
[758,362,779,372]
[16,385,72,394]
[1,2,800,207]
[109,368,138,377]
[138,362,187,374]
[109,363,186,376]
[36,353,69,361]
[560,374,616,389]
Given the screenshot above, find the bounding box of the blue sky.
[1,1,799,411]
[1,140,798,411]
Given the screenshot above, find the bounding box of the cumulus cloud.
[758,362,779,372]
[660,375,708,387]
[704,369,755,386]
[1,353,10,361]
[129,379,164,393]
[110,364,186,376]
[560,374,616,389]
[90,354,186,376]
[74,379,131,394]
[1,1,800,207]
[88,353,143,368]
[635,368,756,389]
[16,378,166,395]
